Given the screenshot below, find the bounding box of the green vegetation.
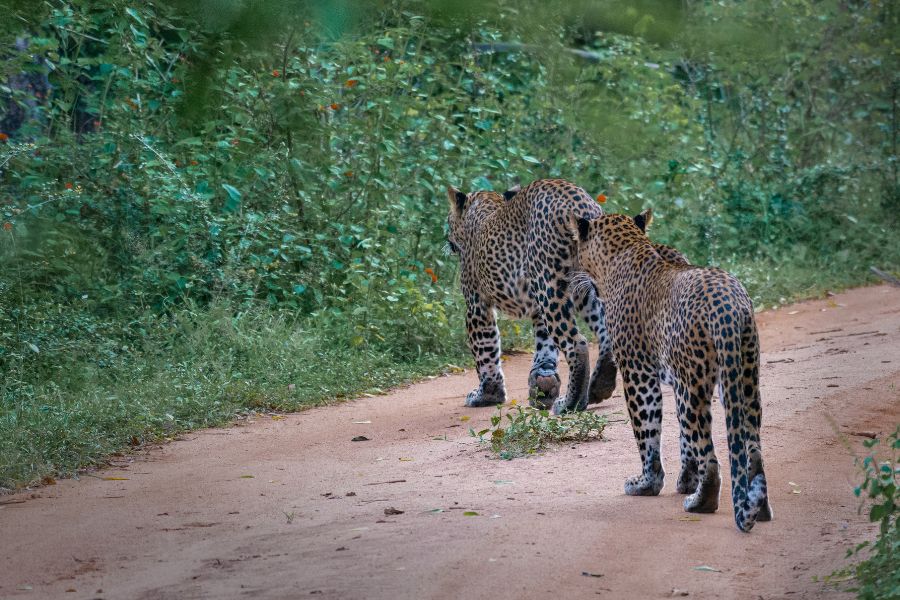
[471,403,608,460]
[1,1,897,488]
[826,426,900,600]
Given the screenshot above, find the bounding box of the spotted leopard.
[571,209,772,532]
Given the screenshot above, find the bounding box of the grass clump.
[471,403,608,460]
[0,304,472,489]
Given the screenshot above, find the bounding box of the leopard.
[445,178,689,414]
[446,178,615,413]
[570,208,773,532]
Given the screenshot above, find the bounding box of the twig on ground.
[870,266,900,287]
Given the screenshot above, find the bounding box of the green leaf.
[125,7,148,27]
[222,184,241,213]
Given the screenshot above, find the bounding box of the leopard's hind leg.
[527,310,561,410]
[572,284,617,404]
[676,377,721,513]
[462,296,506,407]
[534,274,589,414]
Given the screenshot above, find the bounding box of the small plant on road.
[471,402,607,460]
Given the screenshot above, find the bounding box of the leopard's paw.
[465,380,506,407]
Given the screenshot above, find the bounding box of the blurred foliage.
[0,0,897,486]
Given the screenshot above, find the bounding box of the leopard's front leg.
[463,298,506,407]
[622,367,665,496]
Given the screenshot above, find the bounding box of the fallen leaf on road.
[787,310,799,315]
[463,511,479,516]
[398,457,413,461]
[239,475,254,479]
[678,516,701,522]
[102,477,129,481]
[493,480,514,485]
[351,436,370,442]
[693,565,721,573]
[384,507,404,515]
[424,508,444,513]
[582,571,604,578]
[271,415,285,421]
[459,415,471,422]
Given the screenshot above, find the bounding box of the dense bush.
[1,0,897,487]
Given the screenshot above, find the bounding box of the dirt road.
[2,285,899,600]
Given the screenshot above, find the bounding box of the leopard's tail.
[716,307,768,533]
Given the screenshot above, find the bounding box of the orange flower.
[2,222,12,231]
[383,55,391,62]
[596,194,607,204]
[190,160,199,166]
[330,102,341,110]
[272,69,280,77]
[345,79,358,88]
[0,132,8,142]
[344,170,354,178]
[65,182,73,190]
[424,267,437,283]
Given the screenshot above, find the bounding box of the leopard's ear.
[633,208,653,232]
[447,186,468,214]
[569,214,595,243]
[502,184,521,201]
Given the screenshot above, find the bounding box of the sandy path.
[2,285,899,600]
